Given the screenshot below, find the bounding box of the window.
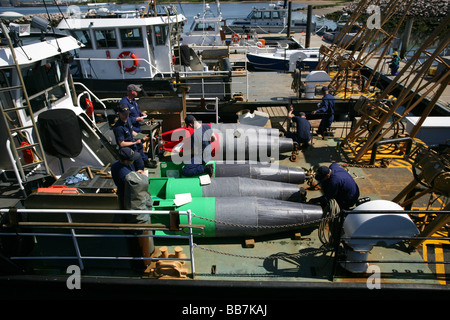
[263,11,271,19]
[194,22,216,31]
[154,25,168,45]
[252,11,262,19]
[22,60,66,114]
[94,29,117,48]
[120,28,144,48]
[272,11,280,19]
[71,30,93,49]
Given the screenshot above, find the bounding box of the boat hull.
[247,52,319,72]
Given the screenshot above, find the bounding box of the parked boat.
[57,3,235,100]
[247,47,320,72]
[226,1,316,34]
[322,13,362,48]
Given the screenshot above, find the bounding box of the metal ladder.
[0,22,52,191]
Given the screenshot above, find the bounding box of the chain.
[190,212,325,229]
[193,243,331,260]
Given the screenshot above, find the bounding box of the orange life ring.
[232,33,240,43]
[118,51,138,72]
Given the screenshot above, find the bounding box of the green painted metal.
[148,177,203,199]
[159,161,215,178]
[151,197,216,237]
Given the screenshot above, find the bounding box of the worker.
[285,105,311,149]
[309,163,360,210]
[119,84,146,132]
[112,104,150,171]
[312,86,335,138]
[389,51,400,76]
[111,147,145,209]
[181,115,215,177]
[111,147,153,270]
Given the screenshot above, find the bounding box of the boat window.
[70,30,93,49]
[263,11,271,19]
[94,29,118,48]
[120,28,144,48]
[22,60,66,114]
[194,22,216,31]
[272,11,280,19]
[251,11,262,19]
[154,25,168,45]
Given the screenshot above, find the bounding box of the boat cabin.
[57,12,186,80]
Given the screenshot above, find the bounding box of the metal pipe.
[369,137,413,165]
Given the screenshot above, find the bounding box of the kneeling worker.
[309,162,360,210]
[285,105,311,149]
[181,115,215,177]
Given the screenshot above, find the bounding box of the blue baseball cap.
[118,147,140,161]
[118,103,130,115]
[315,165,330,180]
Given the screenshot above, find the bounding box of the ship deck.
[0,34,449,304]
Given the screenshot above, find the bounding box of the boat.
[322,13,362,48]
[56,2,234,100]
[246,47,320,72]
[0,13,449,305]
[226,1,316,35]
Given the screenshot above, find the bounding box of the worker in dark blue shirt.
[309,163,360,210]
[111,147,143,209]
[181,115,215,177]
[285,104,311,149]
[312,86,335,137]
[112,104,149,171]
[119,84,146,133]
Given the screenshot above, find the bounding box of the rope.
[318,199,341,248]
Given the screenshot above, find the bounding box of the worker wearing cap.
[120,84,146,133]
[113,104,148,171]
[309,162,360,210]
[389,51,400,76]
[312,86,335,138]
[285,104,311,149]
[181,115,215,177]
[111,147,144,209]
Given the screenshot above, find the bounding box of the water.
[0,2,336,30]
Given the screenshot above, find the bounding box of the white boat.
[226,1,316,34]
[0,18,117,193]
[57,3,234,100]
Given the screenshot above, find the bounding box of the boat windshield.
[70,30,93,49]
[22,60,67,115]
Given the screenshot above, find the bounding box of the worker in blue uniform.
[285,105,311,149]
[309,163,360,210]
[312,86,335,137]
[113,104,150,171]
[181,115,215,177]
[119,84,146,133]
[111,147,144,209]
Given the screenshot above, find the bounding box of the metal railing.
[0,208,203,278]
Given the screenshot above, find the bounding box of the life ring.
[256,41,264,48]
[232,33,240,43]
[118,51,138,72]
